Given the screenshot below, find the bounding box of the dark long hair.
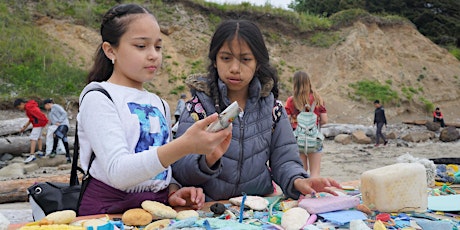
[86,4,153,83]
[207,19,279,112]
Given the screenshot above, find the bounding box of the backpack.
[293,101,324,154]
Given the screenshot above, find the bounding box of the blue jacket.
[172,75,309,201]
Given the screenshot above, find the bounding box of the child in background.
[173,19,341,201]
[433,107,446,127]
[285,71,328,177]
[14,98,48,163]
[77,3,232,215]
[43,98,71,163]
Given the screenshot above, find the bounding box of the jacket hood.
[185,73,273,98]
[25,100,38,109]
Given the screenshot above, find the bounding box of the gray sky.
[205,0,292,9]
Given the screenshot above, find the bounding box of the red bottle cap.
[376,213,391,222]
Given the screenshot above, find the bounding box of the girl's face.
[216,37,257,98]
[108,14,162,89]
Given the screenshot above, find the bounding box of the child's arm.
[20,121,31,132]
[157,113,231,168]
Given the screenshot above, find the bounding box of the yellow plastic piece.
[19,225,84,230]
[373,220,387,230]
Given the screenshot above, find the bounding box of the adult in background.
[14,98,48,163]
[285,71,327,177]
[433,107,446,127]
[43,98,71,163]
[373,100,388,147]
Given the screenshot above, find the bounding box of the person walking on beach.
[373,100,388,147]
[14,98,48,163]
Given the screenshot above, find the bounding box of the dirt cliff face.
[37,5,460,125]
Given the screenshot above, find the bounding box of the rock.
[351,130,372,144]
[425,121,440,132]
[439,127,460,142]
[445,122,460,128]
[0,212,10,230]
[321,123,374,138]
[386,132,397,139]
[35,155,67,168]
[402,132,435,142]
[414,120,427,125]
[334,134,352,145]
[0,153,13,162]
[11,157,24,164]
[395,139,410,147]
[23,163,39,174]
[0,163,24,178]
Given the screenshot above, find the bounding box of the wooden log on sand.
[0,136,75,156]
[0,136,30,155]
[402,120,460,128]
[0,174,71,203]
[0,118,30,136]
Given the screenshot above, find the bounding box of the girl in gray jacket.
[173,19,341,201]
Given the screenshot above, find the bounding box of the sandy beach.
[321,139,460,183]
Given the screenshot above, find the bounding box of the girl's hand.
[293,177,342,197]
[205,131,232,167]
[182,113,232,155]
[168,187,205,210]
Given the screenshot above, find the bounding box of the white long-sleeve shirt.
[77,82,173,193]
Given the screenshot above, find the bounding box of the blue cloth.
[318,210,368,226]
[414,219,453,230]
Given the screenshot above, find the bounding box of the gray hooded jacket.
[172,75,309,201]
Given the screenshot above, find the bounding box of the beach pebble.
[142,200,177,219]
[210,203,226,215]
[281,207,310,230]
[45,210,76,224]
[176,210,199,220]
[144,219,171,230]
[229,196,269,211]
[121,208,153,226]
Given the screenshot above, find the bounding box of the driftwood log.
[0,136,31,155]
[0,136,75,156]
[403,120,460,128]
[0,174,71,203]
[0,118,30,136]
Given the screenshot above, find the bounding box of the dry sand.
[320,139,460,183]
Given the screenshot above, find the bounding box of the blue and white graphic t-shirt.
[77,82,173,193]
